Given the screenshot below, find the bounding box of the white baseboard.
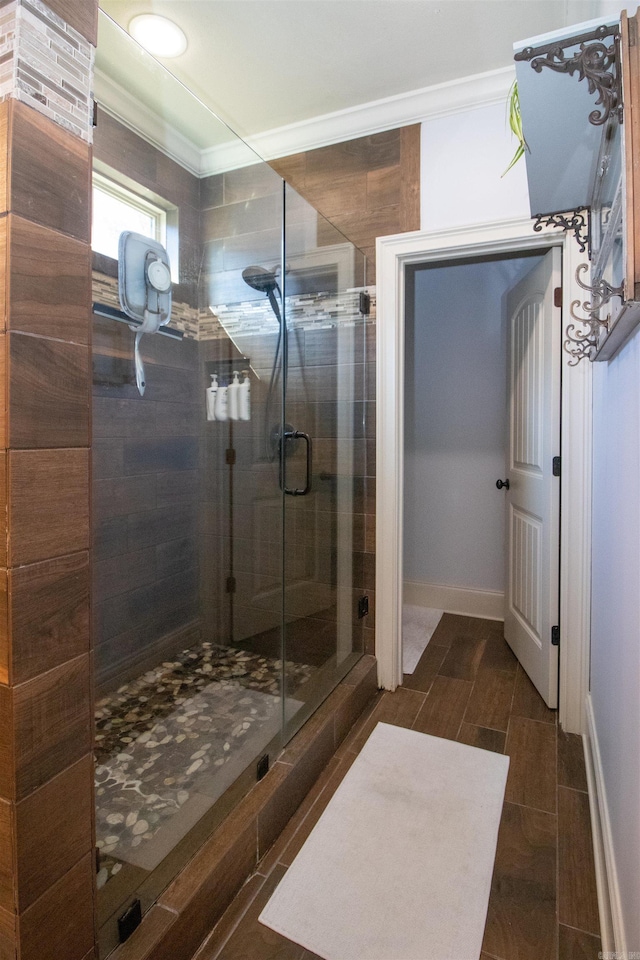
[584,694,625,956]
[403,581,504,620]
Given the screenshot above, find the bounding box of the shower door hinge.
[552,456,561,477]
[118,899,142,944]
[92,99,98,127]
[226,576,236,594]
[554,286,563,308]
[257,754,269,781]
[225,448,236,465]
[551,625,560,646]
[359,292,371,316]
[358,595,369,619]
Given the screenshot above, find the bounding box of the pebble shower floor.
[94,641,312,889]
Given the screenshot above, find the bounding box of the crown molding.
[94,64,516,177]
[94,67,203,175]
[248,66,516,161]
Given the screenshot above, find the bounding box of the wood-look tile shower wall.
[0,4,98,958]
[91,114,203,692]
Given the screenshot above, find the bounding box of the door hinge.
[225,447,236,466]
[551,625,560,646]
[554,286,562,308]
[226,576,236,594]
[552,456,561,477]
[358,595,369,619]
[257,754,269,781]
[359,291,370,316]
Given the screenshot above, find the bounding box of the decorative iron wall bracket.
[533,208,591,255]
[515,23,622,127]
[563,263,623,364]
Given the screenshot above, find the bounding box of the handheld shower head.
[242,264,278,294]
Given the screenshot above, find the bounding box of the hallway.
[192,615,601,960]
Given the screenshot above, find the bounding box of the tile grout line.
[203,874,267,960]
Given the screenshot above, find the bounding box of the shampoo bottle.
[239,369,251,421]
[206,374,218,421]
[228,370,240,421]
[214,377,228,421]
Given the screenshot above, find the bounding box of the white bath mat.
[259,722,509,960]
[402,604,443,673]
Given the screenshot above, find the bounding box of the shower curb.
[106,654,378,960]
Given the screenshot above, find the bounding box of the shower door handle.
[281,430,312,496]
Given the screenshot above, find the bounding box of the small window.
[92,172,167,260]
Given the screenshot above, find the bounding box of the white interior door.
[504,248,561,708]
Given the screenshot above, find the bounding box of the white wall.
[591,330,640,953]
[421,101,531,231]
[403,255,541,593]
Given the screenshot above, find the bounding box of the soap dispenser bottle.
[227,370,240,421]
[206,374,218,421]
[214,376,228,421]
[239,369,251,421]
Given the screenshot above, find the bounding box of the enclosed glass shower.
[92,13,369,954]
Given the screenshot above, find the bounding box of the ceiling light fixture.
[129,14,187,58]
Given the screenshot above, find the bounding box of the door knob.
[496,478,510,490]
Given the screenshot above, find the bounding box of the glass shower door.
[281,184,369,737]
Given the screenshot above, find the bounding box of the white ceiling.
[98,0,624,163]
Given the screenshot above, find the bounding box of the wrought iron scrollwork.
[533,209,590,254]
[563,263,623,364]
[515,24,622,127]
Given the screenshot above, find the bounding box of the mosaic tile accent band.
[205,289,376,340]
[93,269,376,342]
[92,271,200,339]
[0,0,94,142]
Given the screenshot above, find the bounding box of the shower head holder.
[118,231,173,396]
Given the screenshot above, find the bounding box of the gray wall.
[591,328,640,952]
[403,255,542,594]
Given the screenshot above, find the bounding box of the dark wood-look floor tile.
[8,334,89,448]
[47,0,98,44]
[257,756,342,877]
[14,654,91,799]
[483,801,557,960]
[558,729,588,792]
[428,613,472,649]
[511,665,557,724]
[194,876,265,960]
[558,924,602,960]
[457,722,506,754]
[334,690,382,757]
[19,854,94,960]
[216,865,305,960]
[437,634,486,681]
[412,676,473,740]
[15,754,92,910]
[340,688,425,754]
[9,449,89,567]
[479,633,518,674]
[505,716,557,814]
[402,641,447,693]
[0,799,12,913]
[279,753,358,868]
[10,552,90,684]
[558,787,600,936]
[111,905,176,960]
[463,668,516,732]
[9,102,90,241]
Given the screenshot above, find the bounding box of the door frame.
[375,217,592,735]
